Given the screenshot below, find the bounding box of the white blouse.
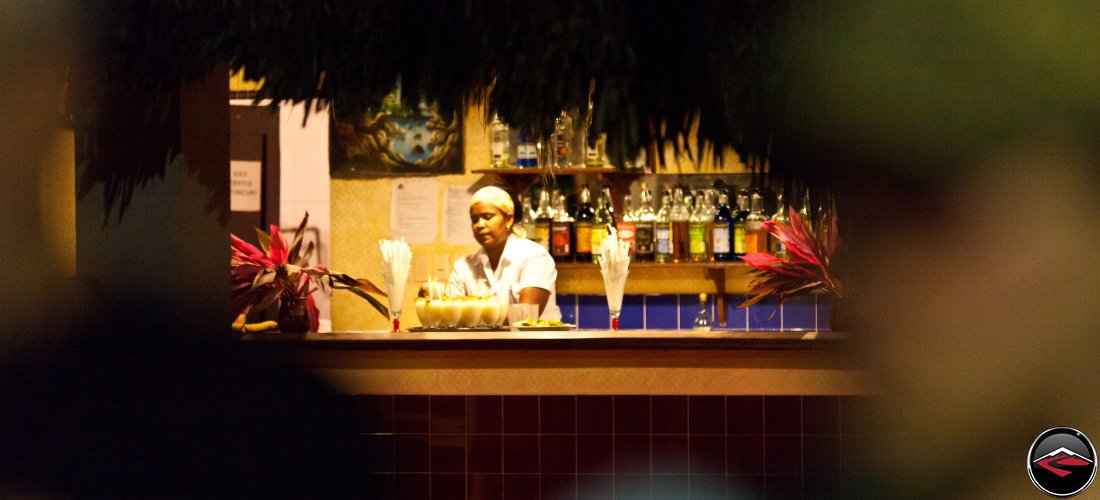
[447,235,561,320]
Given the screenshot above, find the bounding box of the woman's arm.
[517,287,551,316]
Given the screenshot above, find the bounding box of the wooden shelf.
[472,167,643,214]
[556,261,748,270]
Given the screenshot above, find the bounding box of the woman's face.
[469,202,512,249]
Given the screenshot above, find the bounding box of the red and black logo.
[1028,427,1096,497]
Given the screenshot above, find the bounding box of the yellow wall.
[331,104,752,331]
[38,130,77,277]
[331,105,490,331]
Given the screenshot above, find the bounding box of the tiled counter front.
[253,333,871,499]
[356,394,877,499]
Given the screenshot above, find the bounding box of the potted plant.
[230,212,389,333]
[738,200,844,314]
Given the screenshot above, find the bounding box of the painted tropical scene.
[331,92,462,176]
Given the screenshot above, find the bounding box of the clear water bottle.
[692,293,712,331]
[489,114,510,168]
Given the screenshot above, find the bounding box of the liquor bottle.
[489,114,510,168]
[633,185,656,262]
[517,132,537,168]
[519,194,537,240]
[702,190,717,260]
[770,190,790,259]
[670,187,690,263]
[744,190,768,253]
[552,111,574,168]
[712,192,734,262]
[573,185,595,262]
[691,293,711,331]
[733,190,749,258]
[550,194,574,262]
[617,192,637,259]
[591,191,613,264]
[798,187,811,222]
[584,133,607,167]
[688,191,710,263]
[601,186,616,227]
[534,188,553,251]
[655,190,673,263]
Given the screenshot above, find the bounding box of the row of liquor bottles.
[519,183,804,264]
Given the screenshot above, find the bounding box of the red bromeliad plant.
[738,200,843,308]
[230,212,389,331]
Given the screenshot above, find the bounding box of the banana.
[242,320,279,333]
[232,314,279,333]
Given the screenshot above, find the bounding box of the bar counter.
[243,330,871,396]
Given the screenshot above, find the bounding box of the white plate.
[513,324,575,332]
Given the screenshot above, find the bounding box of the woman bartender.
[447,186,561,320]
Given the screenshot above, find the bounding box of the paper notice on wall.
[390,178,438,243]
[444,186,476,245]
[230,160,262,212]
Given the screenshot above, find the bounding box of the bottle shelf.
[471,167,623,175]
[473,167,643,214]
[556,261,748,270]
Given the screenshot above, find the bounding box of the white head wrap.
[470,185,524,237]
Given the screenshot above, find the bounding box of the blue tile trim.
[619,295,645,330]
[716,295,750,331]
[557,294,578,325]
[781,294,817,331]
[679,294,713,330]
[748,295,781,331]
[577,295,610,330]
[645,295,679,330]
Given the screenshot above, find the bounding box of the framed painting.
[330,91,463,178]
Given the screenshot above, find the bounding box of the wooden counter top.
[240,329,847,351]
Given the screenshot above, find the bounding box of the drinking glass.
[600,269,629,331]
[507,303,539,330]
[383,270,405,332]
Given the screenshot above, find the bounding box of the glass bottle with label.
[517,131,537,168]
[550,194,574,262]
[798,187,811,223]
[552,111,574,168]
[584,132,607,167]
[655,190,673,263]
[770,190,790,258]
[712,192,734,262]
[733,189,749,258]
[702,190,717,260]
[634,185,656,262]
[601,186,616,228]
[591,191,612,264]
[617,192,637,259]
[519,194,537,240]
[573,185,595,262]
[534,188,553,251]
[688,192,710,263]
[744,190,768,253]
[670,187,691,263]
[489,114,510,168]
